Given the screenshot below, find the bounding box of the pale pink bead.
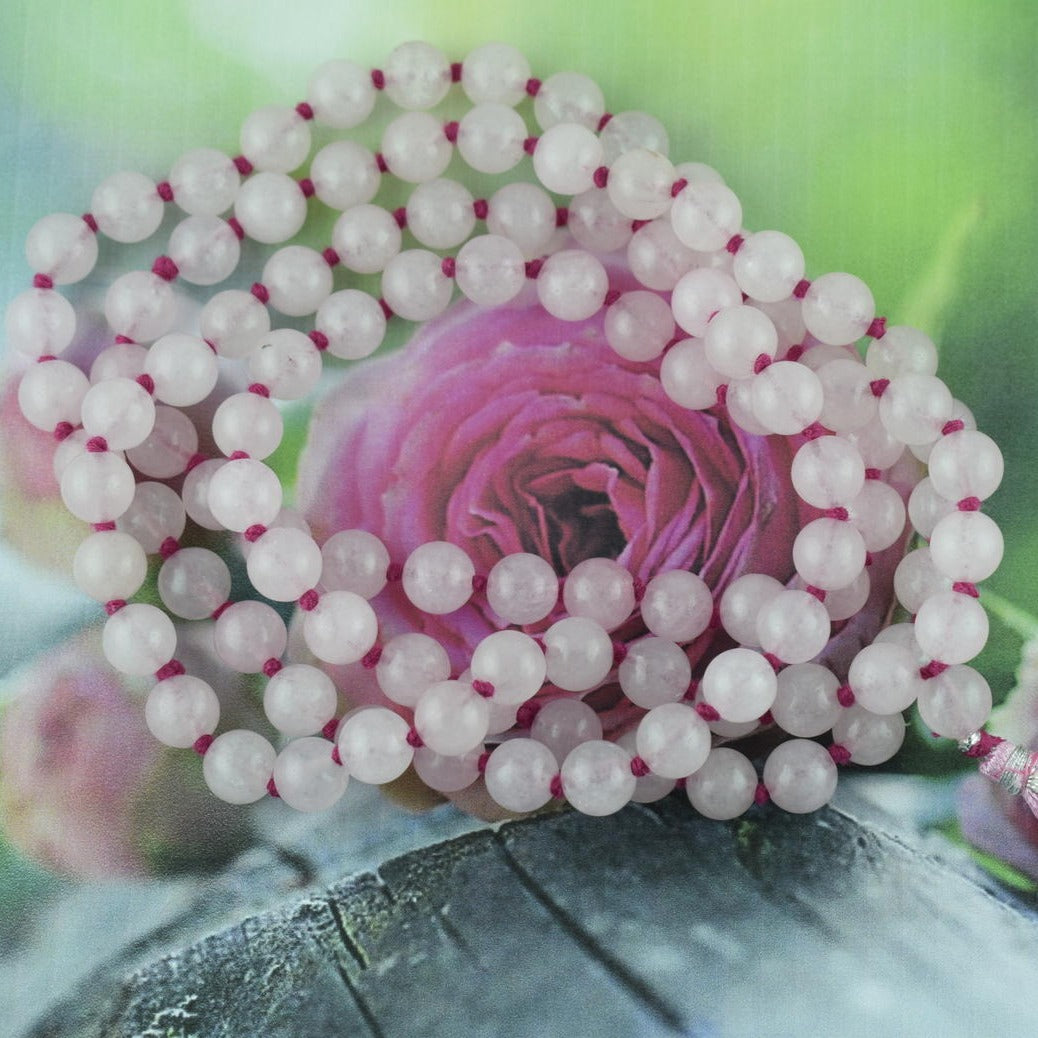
[337,708,413,784]
[146,674,220,748]
[533,71,605,129]
[750,361,824,435]
[381,249,454,321]
[402,541,475,615]
[484,739,558,813]
[877,373,954,445]
[116,481,185,553]
[102,603,176,676]
[686,747,757,820]
[303,591,377,665]
[316,289,386,361]
[200,289,271,359]
[381,112,453,183]
[792,518,867,591]
[332,204,402,275]
[893,548,952,613]
[831,707,906,766]
[26,212,98,284]
[841,419,905,471]
[167,215,240,285]
[670,181,742,252]
[819,568,871,621]
[249,329,322,400]
[618,637,692,709]
[461,42,531,106]
[73,530,148,602]
[470,631,546,705]
[929,511,1003,583]
[273,736,349,812]
[262,246,333,317]
[635,702,710,779]
[214,601,287,672]
[158,547,231,619]
[615,731,675,803]
[731,230,804,302]
[182,459,228,531]
[927,429,1003,502]
[90,342,147,383]
[414,680,490,757]
[203,730,277,804]
[639,570,713,643]
[103,270,175,343]
[659,337,725,410]
[791,437,866,509]
[486,552,559,625]
[454,235,526,307]
[54,429,123,481]
[240,105,310,173]
[126,406,197,480]
[144,333,219,407]
[247,527,322,601]
[233,172,307,244]
[771,663,841,738]
[6,288,76,357]
[413,746,482,793]
[604,290,675,362]
[207,458,282,532]
[530,697,603,761]
[724,379,771,436]
[848,642,924,713]
[569,188,634,254]
[91,171,164,243]
[80,377,155,451]
[536,249,608,322]
[865,324,938,378]
[801,272,875,346]
[407,178,476,249]
[816,358,877,433]
[909,399,976,464]
[264,663,338,736]
[560,740,635,816]
[168,148,240,216]
[845,480,906,552]
[913,591,989,665]
[562,557,636,632]
[606,148,676,220]
[916,665,992,740]
[486,183,556,258]
[212,393,283,460]
[874,622,927,664]
[627,219,696,290]
[600,110,669,163]
[17,358,88,430]
[486,698,519,737]
[756,589,831,664]
[457,103,527,174]
[376,633,451,709]
[60,452,136,523]
[320,529,390,599]
[384,40,451,109]
[719,573,784,647]
[701,647,777,722]
[532,123,603,195]
[306,59,376,128]
[671,269,742,338]
[310,140,380,210]
[763,739,838,813]
[543,616,614,692]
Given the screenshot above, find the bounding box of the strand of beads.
[7,40,1007,822]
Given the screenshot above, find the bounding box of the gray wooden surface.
[17,785,1038,1038]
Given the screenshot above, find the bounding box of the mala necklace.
[7,40,1027,821]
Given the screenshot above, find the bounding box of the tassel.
[960,730,1038,819]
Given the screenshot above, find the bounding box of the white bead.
[486,182,556,258]
[568,188,633,254]
[831,707,906,765]
[273,736,349,812]
[916,665,993,740]
[819,568,871,621]
[156,546,229,619]
[381,249,454,321]
[562,557,635,632]
[412,746,482,793]
[121,402,196,478]
[536,249,608,321]
[874,622,927,663]
[702,305,777,379]
[756,589,831,664]
[659,337,725,410]
[471,630,546,705]
[168,148,240,216]
[233,172,307,244]
[543,616,614,692]
[929,510,1003,583]
[865,325,938,378]
[686,747,757,820]
[310,140,380,210]
[671,268,742,337]
[877,373,954,445]
[530,697,603,761]
[116,481,185,552]
[461,43,531,106]
[615,731,675,804]
[731,230,804,302]
[264,664,338,737]
[249,328,322,400]
[60,451,136,523]
[893,548,952,613]
[402,541,474,614]
[332,204,401,274]
[909,399,976,464]
[599,111,669,163]
[792,518,866,590]
[381,112,452,183]
[104,270,176,342]
[913,590,989,664]
[303,590,378,665]
[532,123,603,195]
[376,632,451,708]
[801,272,875,345]
[719,573,784,647]
[80,377,155,450]
[143,333,218,407]
[241,105,310,173]
[316,289,387,360]
[560,740,635,816]
[628,219,697,290]
[533,71,605,129]
[384,41,451,109]
[927,430,1003,502]
[841,418,905,471]
[90,342,147,382]
[604,290,675,362]
[486,552,559,625]
[701,647,777,722]
[73,530,148,601]
[102,603,176,675]
[146,674,220,748]
[247,527,322,601]
[640,570,713,642]
[52,429,119,482]
[337,708,413,784]
[262,246,333,316]
[203,730,276,805]
[26,212,98,284]
[17,358,88,430]
[207,458,282,531]
[92,171,164,243]
[844,480,906,552]
[791,437,865,508]
[167,215,240,285]
[455,235,526,307]
[484,739,557,813]
[320,529,390,599]
[724,378,772,436]
[816,358,877,432]
[763,739,838,813]
[200,289,271,359]
[214,601,287,672]
[606,148,676,220]
[182,459,228,530]
[407,178,476,249]
[414,680,490,756]
[457,103,527,174]
[848,642,923,713]
[212,392,283,460]
[618,636,692,709]
[771,663,841,737]
[307,59,376,128]
[750,361,824,435]
[635,702,710,779]
[6,288,76,356]
[670,181,742,252]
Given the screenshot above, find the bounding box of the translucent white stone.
[874,622,928,665]
[536,249,608,321]
[458,102,527,174]
[719,573,784,647]
[671,268,742,338]
[73,530,148,601]
[262,246,333,317]
[200,289,271,359]
[273,736,349,812]
[626,219,695,290]
[376,633,451,708]
[182,459,228,531]
[659,337,725,410]
[316,289,387,361]
[731,230,804,302]
[413,746,482,793]
[909,399,976,464]
[381,249,454,322]
[530,697,603,761]
[80,377,155,450]
[381,112,453,183]
[126,405,197,479]
[801,272,874,345]
[402,541,474,614]
[792,518,867,591]
[471,630,546,705]
[211,392,282,461]
[569,188,633,254]
[303,590,378,665]
[543,617,614,692]
[560,740,635,816]
[144,333,219,407]
[146,674,220,748]
[701,647,777,722]
[831,707,906,765]
[486,698,519,737]
[455,235,526,307]
[750,361,824,435]
[17,358,88,430]
[929,510,1003,583]
[246,527,322,601]
[606,148,676,221]
[484,739,557,813]
[264,663,338,736]
[214,600,287,672]
[927,430,1003,502]
[913,591,989,665]
[562,557,635,632]
[618,637,692,709]
[102,603,176,675]
[310,140,380,211]
[841,418,906,471]
[486,552,559,625]
[533,70,604,128]
[249,328,322,400]
[486,182,556,258]
[756,589,831,664]
[414,680,490,756]
[771,662,841,737]
[116,481,185,552]
[26,212,98,284]
[233,171,307,244]
[167,215,240,285]
[670,181,742,252]
[791,438,866,508]
[91,171,164,243]
[158,547,231,619]
[406,178,476,249]
[384,40,451,109]
[865,324,938,378]
[337,708,413,784]
[319,529,389,599]
[6,288,76,357]
[615,731,675,804]
[60,451,136,523]
[725,379,771,436]
[532,123,603,195]
[848,642,924,714]
[686,747,758,820]
[845,480,907,552]
[600,110,669,163]
[89,342,147,383]
[604,290,675,362]
[207,458,282,532]
[203,730,276,805]
[815,358,877,433]
[916,665,993,739]
[818,568,871,621]
[635,702,710,779]
[52,429,120,482]
[461,42,530,106]
[640,570,713,642]
[702,304,777,380]
[307,59,376,128]
[893,548,952,613]
[763,739,838,813]
[332,204,401,275]
[240,105,310,173]
[168,148,240,216]
[877,373,954,446]
[104,271,176,343]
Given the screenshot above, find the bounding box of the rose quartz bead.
[636,702,711,779]
[640,570,713,643]
[73,530,148,601]
[847,480,908,552]
[618,637,692,708]
[461,42,531,106]
[560,740,635,816]
[207,458,282,532]
[628,219,697,290]
[375,633,451,709]
[606,148,676,220]
[316,289,387,360]
[381,249,454,321]
[913,591,989,665]
[273,736,349,812]
[310,139,380,211]
[200,289,271,359]
[917,665,993,739]
[771,663,841,737]
[818,568,871,621]
[407,178,476,249]
[307,59,376,128]
[865,324,938,378]
[702,304,778,380]
[413,746,482,793]
[927,430,1003,502]
[471,631,546,705]
[381,112,453,183]
[146,674,220,748]
[128,406,196,482]
[402,541,475,615]
[182,459,228,531]
[792,518,867,591]
[569,188,633,254]
[143,333,219,407]
[92,171,164,243]
[719,573,784,647]
[53,429,122,481]
[877,373,954,445]
[486,183,557,258]
[319,529,389,599]
[214,601,287,672]
[815,358,877,433]
[212,393,283,461]
[247,527,322,601]
[534,71,605,129]
[204,730,277,805]
[26,212,98,284]
[17,358,88,430]
[249,328,322,400]
[332,204,401,275]
[701,647,777,722]
[116,481,186,553]
[731,230,804,303]
[303,590,378,665]
[604,290,675,362]
[414,679,490,756]
[486,553,559,625]
[615,731,675,804]
[536,249,608,322]
[240,105,310,173]
[848,642,924,714]
[167,215,241,285]
[486,698,519,737]
[929,511,1003,583]
[893,548,952,613]
[874,622,927,664]
[763,739,838,813]
[384,40,451,109]
[168,148,240,216]
[686,747,758,820]
[104,270,175,343]
[791,438,866,509]
[756,589,831,664]
[337,708,413,784]
[532,123,603,195]
[158,547,231,619]
[89,342,147,383]
[724,378,771,436]
[543,616,614,692]
[671,268,742,338]
[233,171,307,244]
[562,557,635,632]
[750,361,824,435]
[660,337,725,410]
[264,663,338,737]
[455,235,526,307]
[801,272,874,346]
[103,602,176,676]
[458,103,527,174]
[831,707,906,766]
[841,419,905,471]
[6,288,76,356]
[484,739,558,813]
[262,246,333,317]
[909,399,976,464]
[600,110,669,163]
[530,697,603,761]
[670,181,742,252]
[80,377,155,450]
[60,451,136,523]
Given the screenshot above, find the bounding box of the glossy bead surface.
[701,647,777,722]
[337,708,413,784]
[264,663,338,737]
[273,736,350,812]
[560,740,635,816]
[146,675,220,748]
[763,739,838,813]
[543,616,614,692]
[686,747,757,819]
[303,590,378,665]
[102,603,176,676]
[158,547,231,619]
[484,739,557,813]
[203,730,276,805]
[402,541,474,614]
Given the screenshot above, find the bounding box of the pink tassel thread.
[961,730,1038,819]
